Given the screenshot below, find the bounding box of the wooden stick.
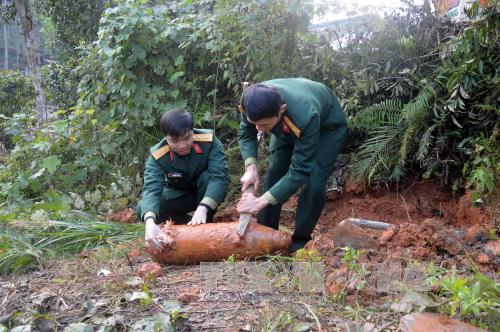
[345,218,391,230]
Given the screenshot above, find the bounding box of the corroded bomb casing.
[146,221,292,265]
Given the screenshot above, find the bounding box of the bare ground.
[1,180,497,331]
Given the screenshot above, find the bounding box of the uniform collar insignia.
[283,115,301,138]
[193,143,203,154]
[152,144,170,160]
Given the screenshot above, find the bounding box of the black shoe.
[288,240,307,254]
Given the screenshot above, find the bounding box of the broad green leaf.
[53,120,67,132]
[174,55,184,66]
[44,156,62,174]
[168,71,184,84]
[102,143,115,156]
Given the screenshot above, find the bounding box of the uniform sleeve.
[263,113,320,204]
[238,112,259,167]
[139,156,166,220]
[199,137,231,209]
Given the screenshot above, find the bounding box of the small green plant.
[260,308,296,332]
[425,261,449,287]
[427,270,499,330]
[342,246,369,291]
[462,134,499,200]
[170,309,189,323]
[293,249,323,263]
[139,284,153,306]
[486,228,497,241]
[341,246,363,272]
[223,253,239,264]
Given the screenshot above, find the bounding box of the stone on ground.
[332,220,379,249]
[399,313,487,332]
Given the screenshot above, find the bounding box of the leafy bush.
[41,60,80,110]
[1,0,316,215]
[351,2,499,192]
[0,107,141,217]
[0,71,35,116]
[0,71,35,149]
[78,0,314,131]
[426,265,500,330]
[37,0,105,58]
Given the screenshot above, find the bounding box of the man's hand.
[240,163,259,193]
[187,205,208,226]
[237,192,268,214]
[145,217,166,250]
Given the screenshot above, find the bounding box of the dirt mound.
[319,181,459,226]
[387,218,464,259]
[454,191,491,227]
[317,181,495,231]
[213,207,240,222]
[320,181,496,272]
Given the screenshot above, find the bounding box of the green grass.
[0,219,143,275]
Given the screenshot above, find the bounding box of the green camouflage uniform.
[136,129,230,223]
[239,78,347,248]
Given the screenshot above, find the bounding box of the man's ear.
[279,104,287,115]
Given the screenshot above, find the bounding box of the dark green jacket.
[140,129,230,219]
[239,78,347,204]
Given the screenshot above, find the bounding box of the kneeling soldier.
[137,108,230,249]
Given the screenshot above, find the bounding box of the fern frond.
[417,123,438,160]
[399,126,414,166]
[402,85,436,124]
[351,125,404,183]
[354,99,403,129]
[352,85,438,184]
[389,161,405,182]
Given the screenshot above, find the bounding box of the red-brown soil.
[317,180,490,228]
[305,180,497,275]
[215,179,497,274]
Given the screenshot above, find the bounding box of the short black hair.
[241,84,282,121]
[160,108,194,138]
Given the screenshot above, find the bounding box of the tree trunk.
[146,221,291,265]
[2,0,8,70]
[3,23,7,70]
[16,33,20,69]
[14,0,47,125]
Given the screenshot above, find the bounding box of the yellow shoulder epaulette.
[283,116,301,138]
[193,133,213,142]
[151,145,170,160]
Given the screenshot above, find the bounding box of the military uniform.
[239,78,347,249]
[136,129,230,223]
